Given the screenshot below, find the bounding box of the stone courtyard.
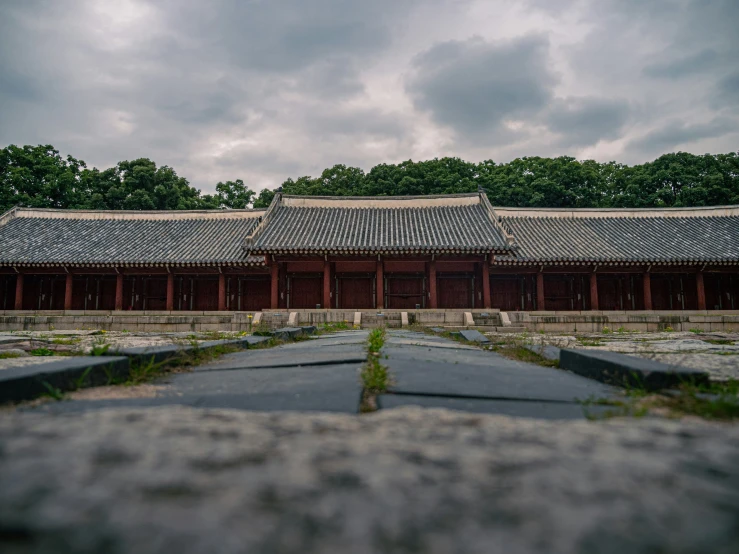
[1,327,738,553]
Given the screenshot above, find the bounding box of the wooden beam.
[696,271,706,311]
[536,271,545,310]
[14,274,23,310]
[64,272,73,311]
[376,258,384,309]
[428,259,437,309]
[166,273,174,311]
[643,273,652,310]
[270,263,279,309]
[482,262,491,309]
[218,272,226,311]
[323,260,331,309]
[589,272,599,311]
[115,273,124,311]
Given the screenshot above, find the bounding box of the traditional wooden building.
[1,193,738,312]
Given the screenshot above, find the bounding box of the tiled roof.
[0,208,266,266]
[245,193,513,254]
[496,206,739,265]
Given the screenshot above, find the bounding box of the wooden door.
[544,275,575,311]
[0,275,16,310]
[234,277,271,311]
[438,275,473,309]
[385,275,425,309]
[289,275,322,309]
[192,277,218,311]
[651,274,697,310]
[144,277,168,311]
[597,275,622,311]
[98,277,117,310]
[490,277,520,311]
[339,276,373,309]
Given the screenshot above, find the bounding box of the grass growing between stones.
[581,379,739,421]
[0,352,22,359]
[492,343,559,368]
[361,327,390,413]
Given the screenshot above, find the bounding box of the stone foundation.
[1,309,738,332]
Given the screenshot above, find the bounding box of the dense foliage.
[2,144,737,213]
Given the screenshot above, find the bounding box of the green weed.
[30,348,56,356]
[0,352,22,359]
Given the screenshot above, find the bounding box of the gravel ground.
[1,406,738,554]
[492,331,739,381]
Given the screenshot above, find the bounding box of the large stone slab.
[383,333,618,402]
[0,356,130,404]
[194,343,367,371]
[33,363,363,414]
[377,394,608,420]
[559,348,710,390]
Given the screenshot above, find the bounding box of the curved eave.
[250,246,512,256]
[0,259,267,268]
[490,257,739,266]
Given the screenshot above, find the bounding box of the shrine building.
[1,191,738,313]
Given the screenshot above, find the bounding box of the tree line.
[2,144,738,214]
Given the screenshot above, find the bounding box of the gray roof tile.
[247,193,511,254]
[0,208,266,266]
[501,213,739,263]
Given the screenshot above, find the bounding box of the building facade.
[1,192,738,312]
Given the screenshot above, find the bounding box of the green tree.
[253,188,276,208]
[214,179,255,209]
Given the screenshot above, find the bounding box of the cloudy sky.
[1,0,737,192]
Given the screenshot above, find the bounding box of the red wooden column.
[696,271,707,311]
[536,271,545,311]
[428,259,438,309]
[64,272,73,310]
[218,272,226,311]
[14,273,24,310]
[643,273,652,310]
[376,257,384,309]
[590,272,599,311]
[270,262,279,309]
[482,261,491,309]
[115,273,124,311]
[323,259,331,309]
[166,273,174,311]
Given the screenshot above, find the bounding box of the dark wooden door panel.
[240,277,271,311]
[290,276,322,309]
[339,277,373,309]
[491,277,523,311]
[438,276,472,309]
[386,276,424,309]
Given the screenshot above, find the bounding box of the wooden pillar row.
[166,273,174,311]
[376,258,384,309]
[589,272,599,311]
[536,271,545,311]
[218,272,226,311]
[696,271,706,311]
[14,273,24,310]
[115,273,124,311]
[323,259,331,309]
[428,259,437,309]
[64,272,73,311]
[270,262,279,310]
[643,273,652,310]
[482,261,491,309]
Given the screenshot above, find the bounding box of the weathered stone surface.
[560,348,710,390]
[1,406,738,554]
[524,343,561,361]
[0,356,130,404]
[458,329,490,344]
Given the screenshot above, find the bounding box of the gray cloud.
[0,0,738,191]
[643,49,720,79]
[406,35,556,139]
[626,118,737,156]
[546,97,631,147]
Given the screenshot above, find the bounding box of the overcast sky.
[1,0,737,192]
